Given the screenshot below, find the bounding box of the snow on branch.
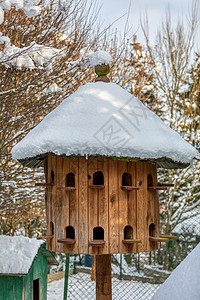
[0,0,41,24]
[0,38,65,70]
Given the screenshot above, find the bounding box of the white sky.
[97,0,200,49]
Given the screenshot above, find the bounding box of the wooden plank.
[88,158,98,255]
[146,162,160,251]
[56,156,64,252]
[69,158,79,253]
[46,156,53,251]
[78,158,88,254]
[98,158,109,255]
[96,255,112,300]
[51,156,57,252]
[44,158,48,248]
[152,163,160,251]
[146,163,159,251]
[127,161,137,253]
[136,162,147,253]
[109,160,119,254]
[47,156,56,252]
[62,158,70,254]
[118,160,128,253]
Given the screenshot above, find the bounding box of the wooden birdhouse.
[12,57,198,256]
[12,51,198,298]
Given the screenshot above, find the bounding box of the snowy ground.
[47,273,160,300]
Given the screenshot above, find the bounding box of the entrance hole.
[50,171,54,184]
[93,171,104,185]
[93,227,104,240]
[50,221,54,236]
[65,226,75,239]
[66,173,75,187]
[122,172,132,186]
[149,223,156,237]
[147,174,153,187]
[124,225,133,239]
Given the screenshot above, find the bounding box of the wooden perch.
[157,183,174,187]
[35,183,54,187]
[89,240,105,247]
[148,186,168,191]
[57,238,76,245]
[160,235,177,240]
[88,185,105,189]
[148,183,174,191]
[121,186,140,191]
[37,235,54,240]
[57,187,76,191]
[122,239,142,244]
[149,236,169,242]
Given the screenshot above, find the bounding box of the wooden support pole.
[96,254,112,300]
[91,255,96,281]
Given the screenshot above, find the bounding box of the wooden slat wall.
[98,159,109,255]
[78,158,88,254]
[136,162,147,253]
[56,157,64,252]
[127,161,137,253]
[51,156,57,252]
[118,161,128,253]
[69,158,79,253]
[45,156,160,255]
[46,156,51,251]
[109,160,119,254]
[62,158,70,253]
[88,159,99,255]
[44,158,48,247]
[49,156,56,252]
[146,163,160,251]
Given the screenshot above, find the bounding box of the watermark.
[94,116,133,150]
[93,95,148,149]
[119,95,148,131]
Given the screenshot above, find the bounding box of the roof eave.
[18,152,190,169]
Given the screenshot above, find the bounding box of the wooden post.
[96,254,112,300]
[91,255,96,281]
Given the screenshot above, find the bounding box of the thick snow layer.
[152,243,200,300]
[12,82,198,164]
[88,50,112,66]
[0,235,44,274]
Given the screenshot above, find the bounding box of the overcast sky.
[97,0,200,49]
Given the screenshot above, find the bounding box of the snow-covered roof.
[152,243,200,300]
[11,82,198,169]
[0,235,46,275]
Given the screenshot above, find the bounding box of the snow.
[0,41,62,70]
[0,7,4,24]
[47,83,62,94]
[152,243,200,300]
[0,0,41,24]
[88,50,112,67]
[0,235,44,274]
[12,82,198,165]
[47,273,160,300]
